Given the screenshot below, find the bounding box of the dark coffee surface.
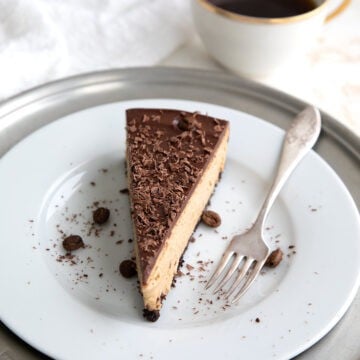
[209,0,317,18]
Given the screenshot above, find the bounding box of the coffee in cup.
[192,0,349,78]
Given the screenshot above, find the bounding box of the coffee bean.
[265,248,283,267]
[178,114,197,131]
[93,207,110,224]
[201,210,221,228]
[62,235,84,251]
[119,260,137,278]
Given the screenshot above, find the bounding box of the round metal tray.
[0,67,359,360]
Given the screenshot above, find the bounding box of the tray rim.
[0,66,359,360]
[0,67,358,159]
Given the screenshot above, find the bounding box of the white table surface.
[160,0,360,137]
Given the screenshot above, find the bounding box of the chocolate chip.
[62,235,84,251]
[201,210,221,227]
[93,207,110,224]
[119,260,137,278]
[265,248,283,267]
[143,309,160,322]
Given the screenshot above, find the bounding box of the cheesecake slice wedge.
[126,109,229,321]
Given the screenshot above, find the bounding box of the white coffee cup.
[192,0,350,78]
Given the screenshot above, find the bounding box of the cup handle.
[325,0,351,22]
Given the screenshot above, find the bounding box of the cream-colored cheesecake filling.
[140,127,229,311]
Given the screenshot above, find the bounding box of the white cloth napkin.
[0,0,192,100]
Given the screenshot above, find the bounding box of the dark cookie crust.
[143,309,160,322]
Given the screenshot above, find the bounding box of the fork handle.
[254,106,322,231]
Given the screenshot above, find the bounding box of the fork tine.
[213,255,244,293]
[205,250,234,290]
[231,261,264,303]
[225,258,254,298]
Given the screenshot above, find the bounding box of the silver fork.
[206,106,321,304]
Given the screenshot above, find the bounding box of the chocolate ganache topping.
[126,109,229,282]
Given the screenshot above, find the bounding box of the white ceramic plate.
[0,99,359,360]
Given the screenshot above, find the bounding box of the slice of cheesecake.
[126,109,229,321]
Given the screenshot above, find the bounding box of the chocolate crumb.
[143,309,160,322]
[120,188,129,194]
[99,273,103,277]
[255,317,260,323]
[62,235,84,251]
[265,248,283,267]
[201,210,221,228]
[93,207,110,224]
[186,264,194,271]
[119,260,137,278]
[90,181,96,186]
[128,238,133,243]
